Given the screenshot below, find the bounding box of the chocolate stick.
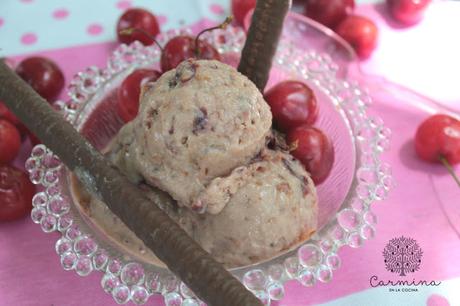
[0,62,262,306]
[238,0,290,92]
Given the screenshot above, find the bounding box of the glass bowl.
[26,13,391,306]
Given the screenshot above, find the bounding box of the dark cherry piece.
[415,114,460,165]
[335,15,378,59]
[387,0,431,26]
[0,101,20,125]
[0,119,21,164]
[264,80,318,132]
[15,57,65,102]
[232,0,257,25]
[117,69,161,123]
[304,0,355,29]
[160,17,232,72]
[161,36,220,72]
[117,8,160,45]
[287,125,334,184]
[0,165,35,221]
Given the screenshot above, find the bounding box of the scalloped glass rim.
[26,23,391,305]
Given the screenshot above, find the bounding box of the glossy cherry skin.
[264,81,318,132]
[160,36,221,72]
[387,0,431,26]
[0,102,19,125]
[335,15,378,59]
[117,8,160,45]
[0,165,35,222]
[117,69,161,123]
[415,114,460,165]
[304,0,355,29]
[232,0,257,26]
[0,119,21,164]
[15,57,65,102]
[287,125,334,184]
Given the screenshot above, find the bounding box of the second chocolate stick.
[238,0,291,92]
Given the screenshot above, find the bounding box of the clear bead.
[74,236,98,256]
[267,281,284,300]
[348,232,364,248]
[120,263,145,286]
[284,257,301,279]
[75,256,93,276]
[40,215,57,232]
[93,250,109,271]
[243,269,267,291]
[60,251,77,270]
[101,273,120,294]
[298,244,323,267]
[316,265,333,283]
[337,209,361,232]
[131,285,149,305]
[32,192,47,207]
[164,292,183,306]
[112,285,131,304]
[298,268,316,287]
[267,264,284,281]
[107,259,123,276]
[55,237,72,255]
[31,206,46,224]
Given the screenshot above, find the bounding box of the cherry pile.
[265,81,334,184]
[115,9,229,123]
[231,0,433,59]
[415,114,460,187]
[0,56,65,221]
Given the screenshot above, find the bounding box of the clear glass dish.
[26,13,391,306]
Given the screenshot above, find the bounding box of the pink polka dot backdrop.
[427,294,451,306]
[0,17,4,27]
[210,3,225,15]
[20,32,37,45]
[86,23,104,36]
[52,8,69,20]
[116,0,132,10]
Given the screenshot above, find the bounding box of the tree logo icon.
[383,236,423,276]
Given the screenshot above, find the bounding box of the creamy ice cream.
[79,58,319,267]
[73,149,317,267]
[112,59,272,213]
[192,149,318,266]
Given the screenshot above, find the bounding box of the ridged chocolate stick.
[0,62,262,306]
[238,0,290,92]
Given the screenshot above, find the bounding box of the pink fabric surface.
[1,3,460,306]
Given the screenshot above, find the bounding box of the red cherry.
[117,69,161,123]
[264,81,318,132]
[415,114,460,165]
[0,165,35,222]
[232,0,257,26]
[117,8,160,45]
[160,36,220,72]
[15,57,65,102]
[287,126,334,184]
[336,15,378,59]
[304,0,355,29]
[387,0,431,26]
[0,119,21,164]
[0,101,20,125]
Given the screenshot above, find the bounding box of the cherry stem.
[118,28,163,51]
[439,155,460,188]
[194,16,233,57]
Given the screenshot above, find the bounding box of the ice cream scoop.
[192,149,318,267]
[112,59,272,213]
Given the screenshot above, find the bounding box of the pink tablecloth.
[1,1,460,306]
